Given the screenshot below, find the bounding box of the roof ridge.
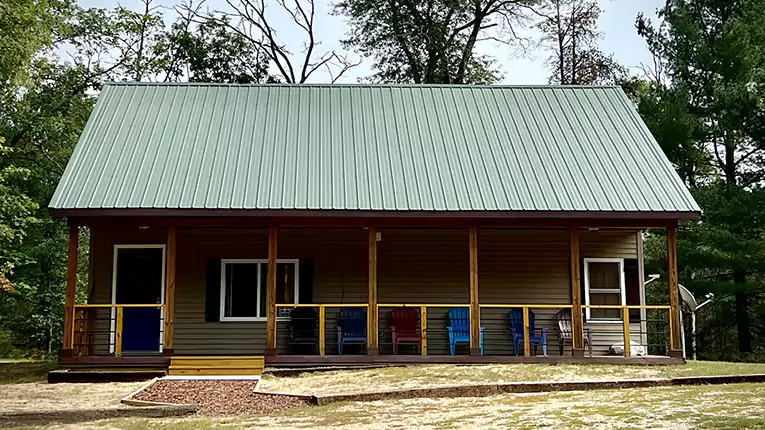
[104,82,621,90]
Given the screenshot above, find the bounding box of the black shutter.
[299,259,314,304]
[205,259,221,322]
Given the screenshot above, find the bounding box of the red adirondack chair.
[390,307,422,354]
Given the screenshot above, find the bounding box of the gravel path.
[133,380,312,416]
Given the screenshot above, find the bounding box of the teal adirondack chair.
[447,308,485,355]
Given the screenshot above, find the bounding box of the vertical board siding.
[89,227,641,356]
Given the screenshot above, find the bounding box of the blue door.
[115,247,163,353]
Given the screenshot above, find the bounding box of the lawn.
[258,360,765,395]
[2,360,765,429]
[12,382,765,429]
[0,361,145,415]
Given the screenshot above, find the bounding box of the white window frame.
[110,244,166,354]
[219,259,300,322]
[583,257,626,323]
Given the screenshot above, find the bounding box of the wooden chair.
[337,307,367,354]
[508,308,548,356]
[289,307,319,355]
[447,308,485,355]
[555,308,593,356]
[390,307,421,354]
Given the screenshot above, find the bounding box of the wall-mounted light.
[139,226,149,230]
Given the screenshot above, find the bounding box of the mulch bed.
[132,380,313,415]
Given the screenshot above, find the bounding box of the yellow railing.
[274,303,673,358]
[378,304,469,356]
[582,305,672,357]
[275,304,369,356]
[72,304,165,357]
[479,304,573,356]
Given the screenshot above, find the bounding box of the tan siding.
[87,227,643,357]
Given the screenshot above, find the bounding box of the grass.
[0,359,144,416]
[3,360,765,429]
[258,360,765,395]
[8,382,765,429]
[0,360,57,384]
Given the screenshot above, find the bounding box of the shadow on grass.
[0,360,56,384]
[0,406,197,428]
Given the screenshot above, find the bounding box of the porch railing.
[275,303,673,357]
[72,304,165,357]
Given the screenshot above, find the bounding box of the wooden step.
[169,356,264,376]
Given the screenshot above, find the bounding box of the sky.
[77,0,666,84]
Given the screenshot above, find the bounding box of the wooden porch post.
[570,229,585,356]
[61,223,78,356]
[367,228,378,355]
[163,226,176,355]
[667,224,683,357]
[469,228,481,356]
[266,227,278,356]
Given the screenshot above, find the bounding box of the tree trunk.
[734,273,752,354]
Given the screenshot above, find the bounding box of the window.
[219,259,299,321]
[584,258,625,321]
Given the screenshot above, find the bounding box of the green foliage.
[334,0,534,83]
[0,0,283,356]
[165,17,274,84]
[637,0,765,359]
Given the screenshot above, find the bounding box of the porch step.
[169,356,264,376]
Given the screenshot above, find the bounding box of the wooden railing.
[479,304,573,357]
[582,305,672,357]
[378,304,469,356]
[275,304,368,356]
[72,304,165,357]
[275,303,673,357]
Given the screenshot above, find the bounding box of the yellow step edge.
[168,369,263,375]
[170,359,264,365]
[170,356,265,360]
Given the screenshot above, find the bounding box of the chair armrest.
[480,327,486,332]
[447,326,454,333]
[390,326,396,333]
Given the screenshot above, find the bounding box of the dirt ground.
[3,360,765,429]
[0,380,145,413]
[258,360,765,395]
[11,383,765,429]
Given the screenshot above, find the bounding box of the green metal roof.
[50,83,700,215]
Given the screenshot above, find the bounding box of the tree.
[165,16,274,83]
[637,0,765,357]
[532,0,625,85]
[182,0,360,83]
[335,0,536,84]
[0,0,73,91]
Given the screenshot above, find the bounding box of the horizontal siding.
[88,227,641,356]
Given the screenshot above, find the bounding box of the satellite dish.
[679,285,698,310]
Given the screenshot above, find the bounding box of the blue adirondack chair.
[447,308,485,355]
[337,307,367,354]
[509,308,548,356]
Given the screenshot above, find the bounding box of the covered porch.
[59,217,685,369]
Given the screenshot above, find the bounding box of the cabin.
[50,83,699,373]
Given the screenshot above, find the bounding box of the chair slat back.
[290,307,317,338]
[448,308,470,336]
[391,307,419,332]
[508,308,536,335]
[556,308,573,337]
[340,307,367,337]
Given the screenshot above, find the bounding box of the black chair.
[289,307,319,355]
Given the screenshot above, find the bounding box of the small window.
[220,259,299,321]
[584,258,625,321]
